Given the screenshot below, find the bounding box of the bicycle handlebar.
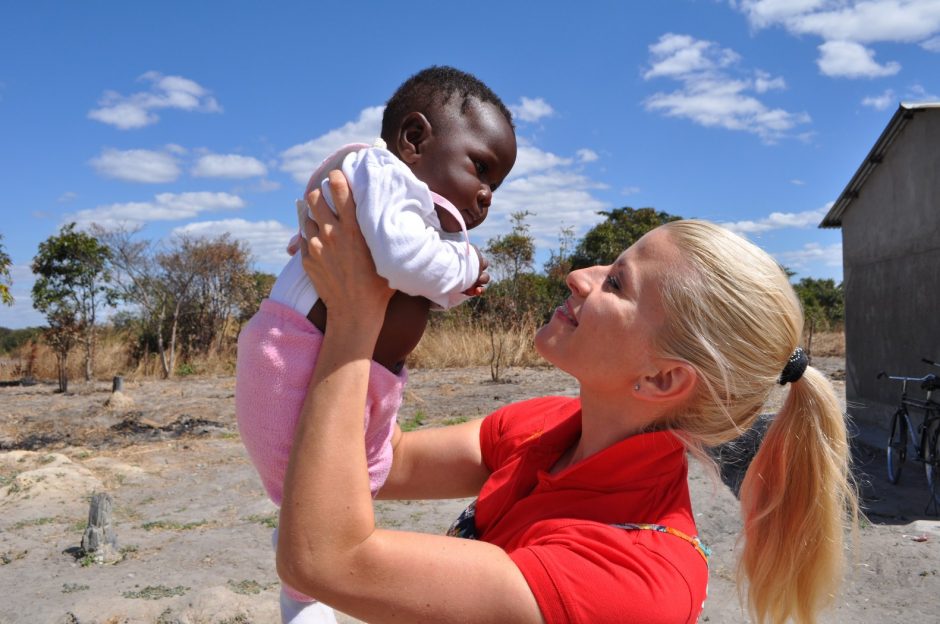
[924,357,938,367]
[878,372,938,384]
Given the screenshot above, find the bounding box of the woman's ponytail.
[738,366,858,624]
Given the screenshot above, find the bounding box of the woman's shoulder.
[485,396,580,440]
[480,396,579,469]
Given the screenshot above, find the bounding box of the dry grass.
[409,319,547,369]
[0,336,237,383]
[804,330,845,358]
[0,326,846,383]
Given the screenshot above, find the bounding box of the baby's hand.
[463,246,490,297]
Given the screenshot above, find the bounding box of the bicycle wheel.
[886,410,908,484]
[923,417,940,506]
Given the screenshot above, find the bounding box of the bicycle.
[878,366,940,513]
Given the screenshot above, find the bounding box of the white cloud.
[643,33,809,142]
[249,179,282,192]
[645,33,740,79]
[735,0,940,43]
[172,218,295,269]
[475,169,609,252]
[862,89,897,109]
[90,148,181,183]
[192,153,267,178]
[576,149,599,163]
[280,106,384,184]
[88,71,222,130]
[510,145,573,177]
[621,186,641,195]
[732,1,940,79]
[904,83,940,101]
[817,40,900,78]
[863,84,939,108]
[721,204,832,234]
[790,179,806,186]
[775,242,843,271]
[510,97,555,123]
[57,191,78,203]
[69,192,244,228]
[754,70,786,93]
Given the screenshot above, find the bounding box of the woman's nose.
[566,265,602,296]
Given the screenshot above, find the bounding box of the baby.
[235,66,516,624]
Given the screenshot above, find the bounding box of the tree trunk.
[57,351,69,393]
[166,301,181,379]
[156,304,170,379]
[83,333,93,382]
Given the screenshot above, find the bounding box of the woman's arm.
[377,419,490,500]
[276,170,543,623]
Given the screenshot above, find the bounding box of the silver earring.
[634,383,640,391]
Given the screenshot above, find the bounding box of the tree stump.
[81,492,119,563]
[112,376,124,393]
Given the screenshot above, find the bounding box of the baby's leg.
[272,529,337,623]
[279,589,338,624]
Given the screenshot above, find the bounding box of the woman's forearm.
[277,317,380,590]
[277,177,392,593]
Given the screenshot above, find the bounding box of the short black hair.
[381,66,513,141]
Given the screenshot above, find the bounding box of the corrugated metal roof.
[820,102,940,228]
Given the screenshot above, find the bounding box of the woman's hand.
[299,169,394,326]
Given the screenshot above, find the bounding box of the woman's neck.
[556,388,662,472]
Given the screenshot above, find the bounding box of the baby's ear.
[397,112,432,164]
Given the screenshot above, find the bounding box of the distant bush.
[0,327,42,354]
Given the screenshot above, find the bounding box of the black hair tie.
[778,347,808,385]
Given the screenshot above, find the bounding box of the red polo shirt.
[478,396,708,624]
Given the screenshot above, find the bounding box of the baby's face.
[412,98,517,233]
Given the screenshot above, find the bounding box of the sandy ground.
[1,360,939,624]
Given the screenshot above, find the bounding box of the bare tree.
[95,226,200,378]
[184,235,254,355]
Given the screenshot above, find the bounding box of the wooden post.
[112,376,124,393]
[81,492,118,563]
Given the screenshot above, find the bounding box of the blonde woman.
[276,171,857,624]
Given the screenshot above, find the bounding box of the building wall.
[841,109,940,430]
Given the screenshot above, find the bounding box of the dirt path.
[1,362,938,623]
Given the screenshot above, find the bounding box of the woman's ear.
[635,359,697,405]
[397,112,432,165]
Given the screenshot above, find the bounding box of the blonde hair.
[656,220,858,624]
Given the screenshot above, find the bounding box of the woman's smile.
[553,299,579,327]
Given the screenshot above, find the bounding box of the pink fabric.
[236,299,405,504]
[235,299,406,603]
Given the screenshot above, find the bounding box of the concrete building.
[821,102,940,430]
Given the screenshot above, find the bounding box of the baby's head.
[382,66,517,233]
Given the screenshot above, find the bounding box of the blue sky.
[2,1,939,328]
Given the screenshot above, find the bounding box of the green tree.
[479,212,539,381]
[793,277,844,330]
[485,211,535,282]
[31,223,115,389]
[569,207,682,269]
[0,234,13,306]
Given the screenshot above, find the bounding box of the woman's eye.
[605,275,620,291]
[474,160,487,176]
